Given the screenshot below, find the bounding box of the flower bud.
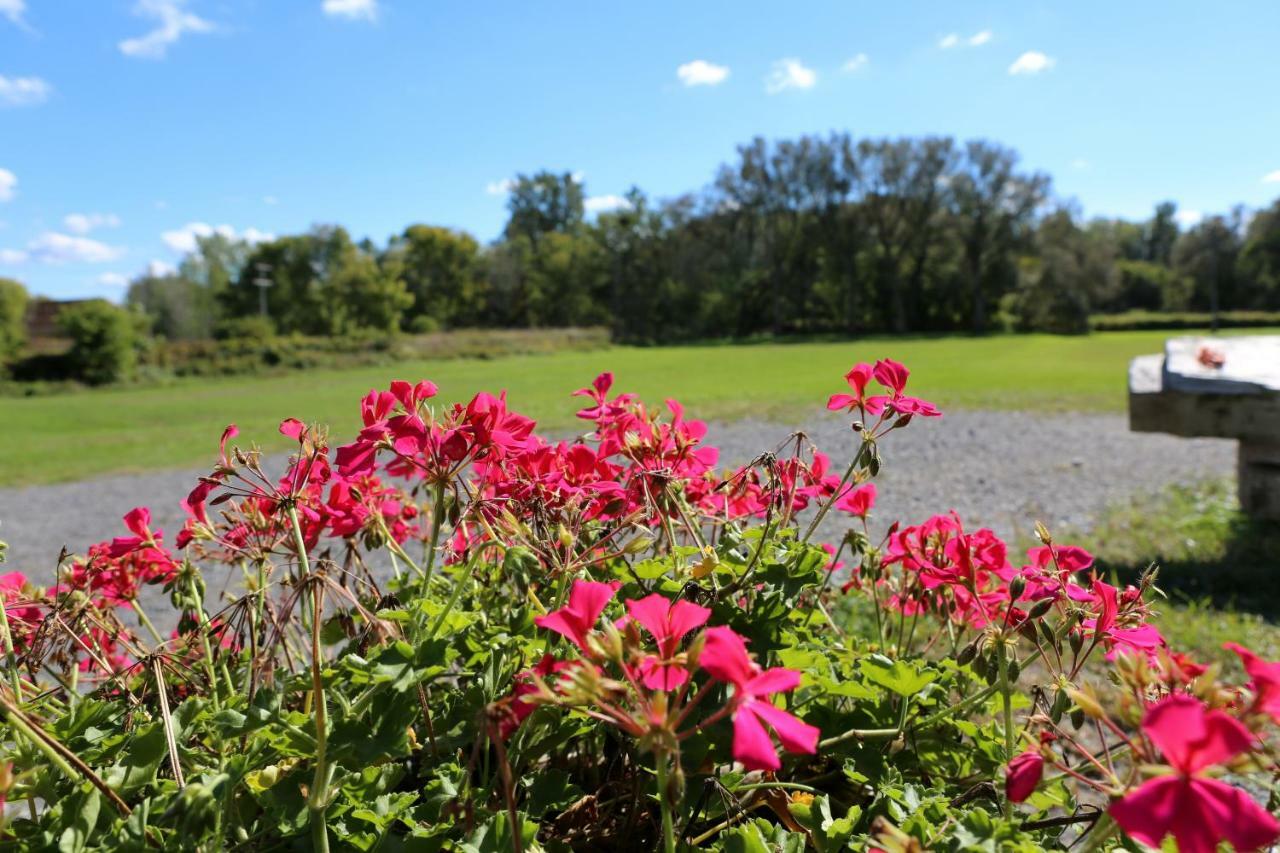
[1034,521,1052,546]
[1008,574,1027,601]
[1027,598,1054,620]
[624,535,654,555]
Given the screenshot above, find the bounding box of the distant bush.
[213,314,276,341]
[1090,309,1280,332]
[0,277,28,366]
[140,326,611,379]
[58,300,142,385]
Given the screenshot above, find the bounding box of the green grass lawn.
[2,328,1271,486]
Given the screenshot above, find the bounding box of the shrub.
[0,277,28,366]
[213,314,276,341]
[57,299,142,385]
[1090,308,1280,331]
[0,362,1276,850]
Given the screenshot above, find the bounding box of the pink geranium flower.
[1225,642,1280,724]
[699,626,819,771]
[624,594,710,690]
[1109,694,1280,853]
[1005,750,1044,803]
[534,580,621,653]
[835,482,876,519]
[826,363,880,415]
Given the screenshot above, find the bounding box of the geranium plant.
[0,359,1276,851]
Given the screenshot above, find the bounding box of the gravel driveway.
[0,411,1235,620]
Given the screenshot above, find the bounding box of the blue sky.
[2,0,1280,299]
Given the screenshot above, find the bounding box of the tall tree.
[504,171,585,246]
[950,141,1050,333]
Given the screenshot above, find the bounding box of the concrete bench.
[1129,336,1280,521]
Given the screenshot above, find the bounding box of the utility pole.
[253,262,273,318]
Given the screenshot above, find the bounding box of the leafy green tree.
[325,239,412,334]
[504,171,585,245]
[1008,208,1115,333]
[950,141,1051,333]
[126,272,213,340]
[1236,200,1280,309]
[0,277,29,363]
[58,299,141,384]
[385,225,487,328]
[1144,201,1180,265]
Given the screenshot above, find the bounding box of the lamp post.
[253,262,273,318]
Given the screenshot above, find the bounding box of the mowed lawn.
[2,329,1267,486]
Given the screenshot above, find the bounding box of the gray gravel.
[0,410,1236,609]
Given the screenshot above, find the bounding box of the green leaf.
[859,658,938,697]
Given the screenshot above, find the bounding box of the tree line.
[106,133,1280,342]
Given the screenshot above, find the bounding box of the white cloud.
[676,59,730,87]
[485,178,515,196]
[0,75,50,107]
[841,53,869,73]
[1008,51,1055,75]
[765,58,816,94]
[147,259,177,277]
[97,272,130,288]
[119,0,214,59]
[1262,170,1280,184]
[942,31,993,50]
[0,168,15,202]
[25,232,125,264]
[161,222,274,254]
[0,0,26,27]
[263,195,279,205]
[1071,158,1090,170]
[322,0,377,20]
[64,212,123,234]
[584,194,633,214]
[0,248,25,264]
[1174,209,1203,228]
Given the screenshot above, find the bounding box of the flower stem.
[801,441,864,543]
[654,751,677,853]
[423,480,446,583]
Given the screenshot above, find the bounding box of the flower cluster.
[504,579,820,774]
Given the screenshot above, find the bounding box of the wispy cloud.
[0,248,25,264]
[940,30,993,49]
[0,0,28,29]
[0,75,51,107]
[97,272,130,288]
[1008,51,1055,75]
[147,259,177,277]
[263,195,279,205]
[765,58,816,94]
[64,212,123,234]
[7,232,127,264]
[322,0,378,21]
[119,0,215,60]
[161,222,274,254]
[1071,158,1090,170]
[841,53,869,73]
[485,178,515,196]
[584,194,632,214]
[676,59,730,87]
[1262,170,1280,184]
[0,168,15,202]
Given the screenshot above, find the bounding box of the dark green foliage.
[57,299,142,384]
[0,277,28,364]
